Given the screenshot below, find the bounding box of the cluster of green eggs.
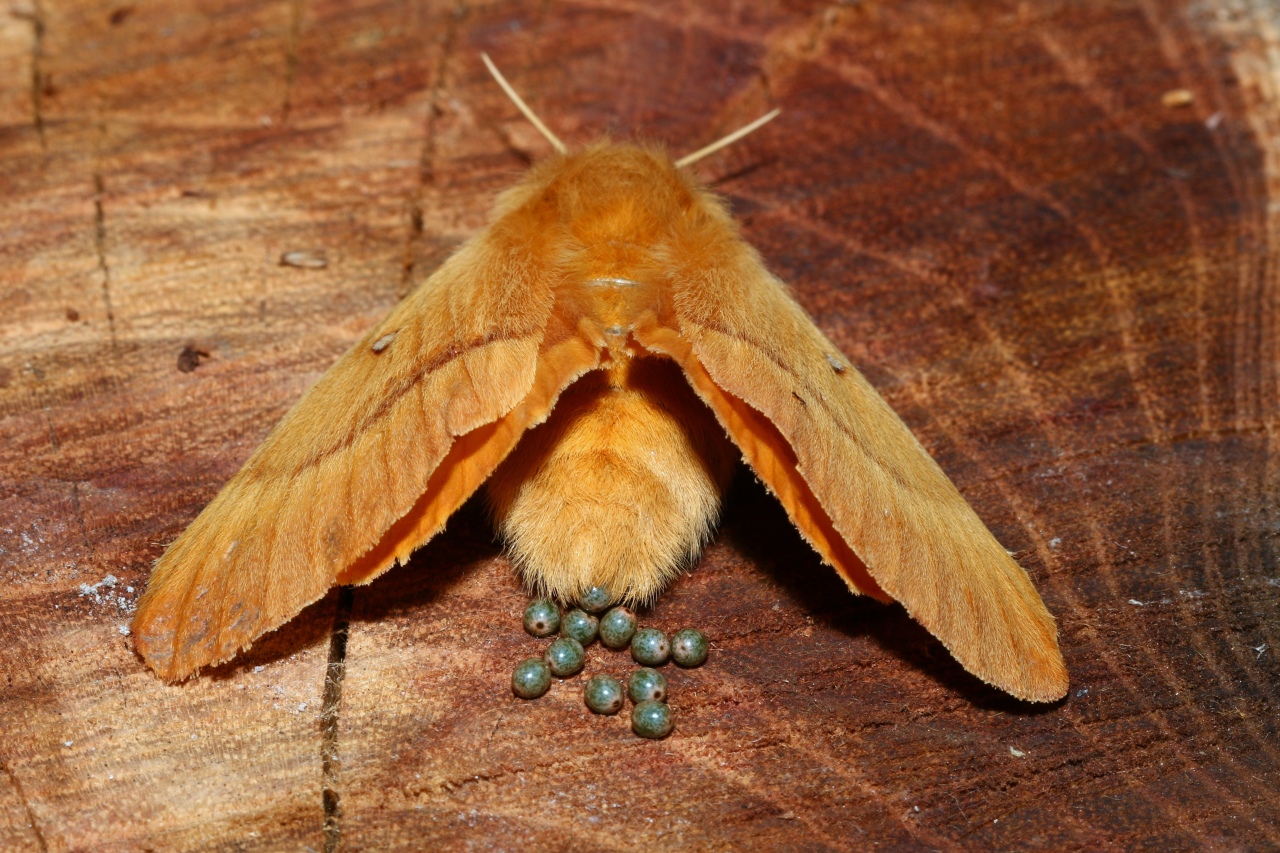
[510,586,709,739]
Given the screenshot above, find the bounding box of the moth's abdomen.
[486,356,735,604]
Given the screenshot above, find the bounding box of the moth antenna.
[481,53,568,155]
[674,108,781,168]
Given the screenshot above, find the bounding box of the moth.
[133,57,1068,703]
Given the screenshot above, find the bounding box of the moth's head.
[481,55,778,246]
[518,143,699,244]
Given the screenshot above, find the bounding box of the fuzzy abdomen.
[486,356,735,604]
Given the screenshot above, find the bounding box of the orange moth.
[133,56,1068,703]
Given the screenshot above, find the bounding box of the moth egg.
[578,586,613,613]
[631,700,674,739]
[523,600,561,637]
[627,667,668,704]
[545,637,585,677]
[511,658,551,699]
[630,628,670,666]
[598,607,637,649]
[584,674,625,715]
[670,628,708,668]
[560,609,599,646]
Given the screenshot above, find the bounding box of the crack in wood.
[321,586,353,853]
[92,171,118,350]
[400,0,467,295]
[16,0,47,150]
[281,0,302,122]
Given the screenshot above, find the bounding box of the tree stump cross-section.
[0,0,1278,849]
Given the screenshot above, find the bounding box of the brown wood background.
[2,0,1278,849]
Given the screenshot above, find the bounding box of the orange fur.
[488,356,735,604]
[133,142,1068,702]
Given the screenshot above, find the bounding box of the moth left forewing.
[645,240,1067,702]
[132,232,586,680]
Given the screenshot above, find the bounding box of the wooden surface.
[2,0,1278,849]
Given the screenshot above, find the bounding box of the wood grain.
[2,0,1277,849]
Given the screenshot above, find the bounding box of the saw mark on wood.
[828,60,1169,444]
[1,760,47,853]
[749,10,1177,448]
[746,24,1265,799]
[321,586,352,853]
[1140,0,1280,813]
[1216,0,1280,680]
[638,636,918,843]
[733,189,1154,730]
[743,93,1226,817]
[1157,0,1280,686]
[1193,0,1280,727]
[1164,0,1276,432]
[1142,0,1280,705]
[1030,28,1252,743]
[902,373,1266,824]
[744,200,1085,483]
[956,420,1277,489]
[1036,27,1217,436]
